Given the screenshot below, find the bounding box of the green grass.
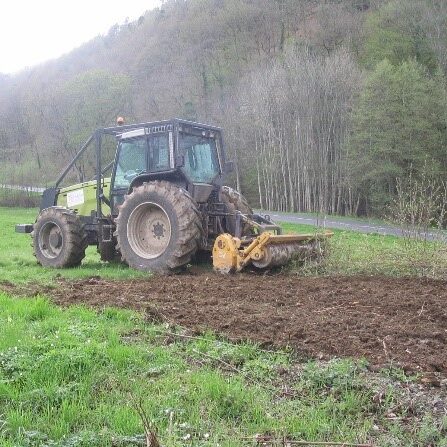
[281,222,447,279]
[1,207,446,284]
[0,293,445,447]
[0,207,147,284]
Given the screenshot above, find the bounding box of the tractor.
[16,119,331,273]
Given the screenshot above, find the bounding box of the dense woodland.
[1,0,446,216]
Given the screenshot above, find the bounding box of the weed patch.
[281,222,447,279]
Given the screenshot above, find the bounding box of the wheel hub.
[39,222,63,259]
[127,202,172,259]
[152,222,166,239]
[49,232,62,248]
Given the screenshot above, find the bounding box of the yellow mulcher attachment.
[212,213,333,273]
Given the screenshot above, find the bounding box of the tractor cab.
[110,121,226,214]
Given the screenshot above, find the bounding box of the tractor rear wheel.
[220,186,253,236]
[32,207,87,268]
[115,181,203,273]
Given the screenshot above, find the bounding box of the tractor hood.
[57,178,111,217]
[59,178,111,194]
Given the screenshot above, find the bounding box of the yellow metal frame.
[212,231,333,273]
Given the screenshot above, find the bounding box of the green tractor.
[16,119,327,273]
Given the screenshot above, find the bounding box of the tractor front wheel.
[32,207,87,268]
[115,181,203,273]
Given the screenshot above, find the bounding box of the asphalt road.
[256,210,446,241]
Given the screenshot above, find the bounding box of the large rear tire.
[32,207,87,268]
[220,186,253,236]
[115,181,203,273]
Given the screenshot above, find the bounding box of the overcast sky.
[0,0,162,74]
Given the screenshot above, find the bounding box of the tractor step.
[15,224,34,234]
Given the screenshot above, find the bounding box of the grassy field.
[283,222,447,279]
[2,207,446,284]
[0,294,445,447]
[0,207,446,446]
[0,208,147,284]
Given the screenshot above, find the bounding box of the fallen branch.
[155,330,279,353]
[314,304,346,314]
[129,394,160,447]
[192,348,240,373]
[241,437,373,447]
[279,442,372,446]
[418,302,426,317]
[157,330,207,342]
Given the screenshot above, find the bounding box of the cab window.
[180,133,220,183]
[149,134,170,171]
[114,138,147,189]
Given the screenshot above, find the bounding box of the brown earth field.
[2,274,447,376]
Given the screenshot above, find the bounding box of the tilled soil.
[3,274,447,375]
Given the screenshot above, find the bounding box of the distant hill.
[1,0,446,216]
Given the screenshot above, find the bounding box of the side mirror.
[224,161,234,174]
[175,155,185,168]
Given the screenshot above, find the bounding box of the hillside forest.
[1,0,447,216]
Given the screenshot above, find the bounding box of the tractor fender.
[128,173,187,193]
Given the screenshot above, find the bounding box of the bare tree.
[237,46,362,214]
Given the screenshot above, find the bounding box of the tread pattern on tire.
[220,186,253,236]
[115,181,203,273]
[221,186,253,215]
[32,207,88,268]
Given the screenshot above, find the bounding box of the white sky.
[0,0,162,74]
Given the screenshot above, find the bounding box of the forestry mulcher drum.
[16,118,332,273]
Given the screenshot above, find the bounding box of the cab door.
[110,136,148,214]
[148,132,173,172]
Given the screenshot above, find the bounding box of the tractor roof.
[99,118,222,139]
